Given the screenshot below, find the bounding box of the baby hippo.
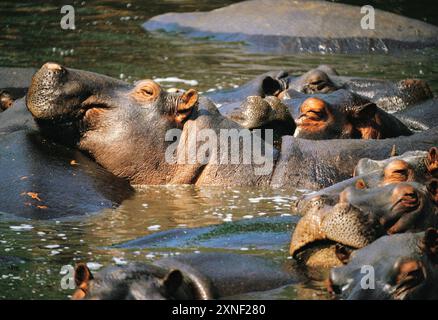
[71,253,295,300]
[293,97,412,140]
[328,229,438,300]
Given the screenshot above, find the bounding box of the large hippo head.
[293,97,413,140]
[27,63,274,186]
[27,63,200,185]
[328,229,438,300]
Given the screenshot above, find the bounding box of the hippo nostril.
[327,275,343,295]
[43,62,63,72]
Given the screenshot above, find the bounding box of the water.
[0,0,437,299]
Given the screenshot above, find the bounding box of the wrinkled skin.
[328,230,438,300]
[271,127,438,189]
[395,98,438,131]
[72,253,296,300]
[27,63,275,186]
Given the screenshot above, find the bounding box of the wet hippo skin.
[0,130,134,219]
[143,0,438,54]
[328,230,438,300]
[72,253,297,300]
[113,216,296,251]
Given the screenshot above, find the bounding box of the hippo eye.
[131,80,161,102]
[392,259,425,298]
[141,86,154,96]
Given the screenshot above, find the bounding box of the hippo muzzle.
[27,62,127,123]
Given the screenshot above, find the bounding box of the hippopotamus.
[0,67,36,112]
[26,63,438,189]
[292,96,412,140]
[143,0,438,54]
[395,98,438,131]
[207,66,433,113]
[27,62,277,186]
[0,69,134,219]
[300,148,438,201]
[290,180,438,274]
[328,229,438,300]
[72,253,296,300]
[223,95,295,144]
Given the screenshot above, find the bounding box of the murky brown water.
[0,0,437,299]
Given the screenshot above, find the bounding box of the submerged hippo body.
[208,66,432,113]
[0,129,134,219]
[143,0,438,54]
[0,72,134,219]
[72,253,296,300]
[329,230,438,300]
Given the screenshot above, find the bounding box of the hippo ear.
[355,179,367,190]
[349,102,378,120]
[427,179,438,205]
[421,228,438,265]
[425,147,438,177]
[335,244,353,265]
[74,263,93,286]
[175,89,198,124]
[72,263,94,300]
[262,77,283,96]
[162,269,184,293]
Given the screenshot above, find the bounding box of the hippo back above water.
[143,0,438,54]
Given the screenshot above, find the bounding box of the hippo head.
[328,229,438,300]
[291,181,438,271]
[340,182,438,234]
[71,263,200,300]
[26,63,201,184]
[229,95,295,139]
[0,91,14,111]
[293,97,412,140]
[293,69,339,95]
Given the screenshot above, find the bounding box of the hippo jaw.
[290,201,383,262]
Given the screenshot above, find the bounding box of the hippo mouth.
[290,202,383,258]
[381,186,424,234]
